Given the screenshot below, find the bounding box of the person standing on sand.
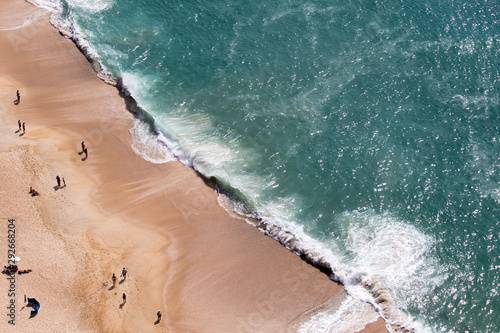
[122,293,126,304]
[121,267,127,280]
[62,177,66,187]
[112,273,117,287]
[157,310,162,322]
[83,147,88,159]
[18,120,21,131]
[56,175,61,188]
[16,90,20,103]
[22,122,25,134]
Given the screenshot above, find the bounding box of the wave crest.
[218,204,438,332]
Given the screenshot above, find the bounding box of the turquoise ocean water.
[31,0,499,331]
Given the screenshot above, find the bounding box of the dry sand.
[0,0,389,332]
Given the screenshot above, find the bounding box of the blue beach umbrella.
[27,298,40,318]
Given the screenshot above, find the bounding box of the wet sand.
[0,0,388,332]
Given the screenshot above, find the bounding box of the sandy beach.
[0,1,388,332]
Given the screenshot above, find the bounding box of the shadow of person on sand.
[119,302,125,309]
[81,156,87,161]
[53,186,60,191]
[154,319,161,325]
[19,133,24,137]
[108,285,115,291]
[14,100,19,105]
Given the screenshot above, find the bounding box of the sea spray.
[219,190,429,331]
[297,296,381,333]
[129,118,176,164]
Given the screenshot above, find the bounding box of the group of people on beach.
[111,267,127,288]
[15,90,89,160]
[2,264,32,275]
[56,175,66,189]
[109,268,162,322]
[111,268,128,307]
[14,90,91,197]
[13,90,164,325]
[15,91,26,135]
[27,174,66,197]
[17,119,25,135]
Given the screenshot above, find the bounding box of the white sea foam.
[453,93,499,112]
[469,142,500,204]
[334,211,440,332]
[232,208,439,332]
[28,0,118,85]
[190,142,239,176]
[66,0,115,13]
[124,97,248,179]
[147,107,246,177]
[342,212,437,296]
[129,118,176,164]
[26,0,62,14]
[121,71,155,101]
[297,296,380,333]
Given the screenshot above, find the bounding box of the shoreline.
[0,1,389,332]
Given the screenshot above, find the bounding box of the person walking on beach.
[83,147,88,160]
[81,141,85,153]
[62,177,66,188]
[122,293,126,304]
[112,273,117,287]
[157,310,162,322]
[121,267,127,280]
[18,120,21,132]
[56,175,61,188]
[16,90,20,104]
[22,122,25,134]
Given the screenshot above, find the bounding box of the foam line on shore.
[0,9,47,30]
